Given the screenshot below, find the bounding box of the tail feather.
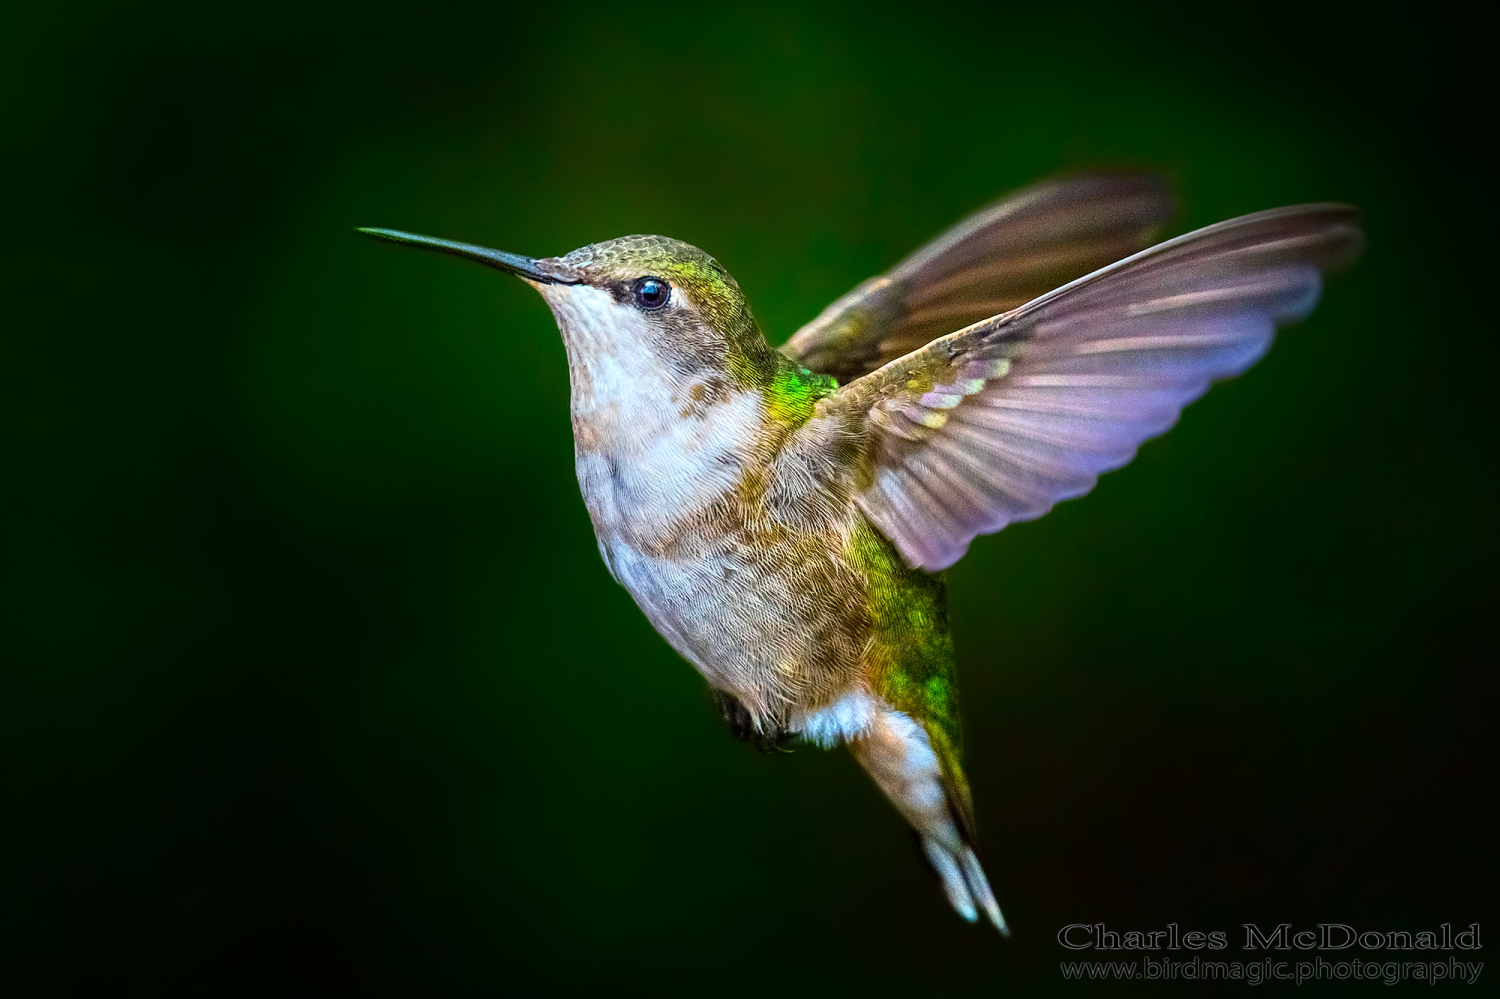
[845,697,1009,934]
[922,838,978,923]
[956,841,1009,936]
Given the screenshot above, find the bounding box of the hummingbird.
[358,173,1361,935]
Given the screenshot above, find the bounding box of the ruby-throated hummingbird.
[358,174,1361,935]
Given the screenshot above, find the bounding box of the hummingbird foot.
[713,690,793,752]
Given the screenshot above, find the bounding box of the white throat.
[535,283,764,545]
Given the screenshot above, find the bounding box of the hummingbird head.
[357,228,782,392]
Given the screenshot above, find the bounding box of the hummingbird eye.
[632,276,671,311]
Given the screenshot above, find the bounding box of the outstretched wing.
[780,173,1176,382]
[822,204,1363,571]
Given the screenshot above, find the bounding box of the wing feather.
[822,204,1362,570]
[781,172,1177,381]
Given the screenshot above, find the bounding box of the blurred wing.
[780,172,1176,382]
[826,204,1363,571]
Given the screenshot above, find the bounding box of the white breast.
[536,284,763,538]
[533,282,870,721]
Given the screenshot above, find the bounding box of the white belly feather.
[541,283,861,722]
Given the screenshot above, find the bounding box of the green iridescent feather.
[846,520,976,839]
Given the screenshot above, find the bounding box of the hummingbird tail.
[849,705,1009,936]
[920,836,1006,934]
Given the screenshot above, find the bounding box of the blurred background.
[3,1,1493,992]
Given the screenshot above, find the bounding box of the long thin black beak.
[355,227,574,284]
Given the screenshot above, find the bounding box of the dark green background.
[4,2,1493,992]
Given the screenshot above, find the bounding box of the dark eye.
[632,276,671,311]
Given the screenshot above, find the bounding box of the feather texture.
[827,204,1363,571]
[780,172,1176,382]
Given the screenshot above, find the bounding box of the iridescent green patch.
[846,520,975,835]
[764,363,839,427]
